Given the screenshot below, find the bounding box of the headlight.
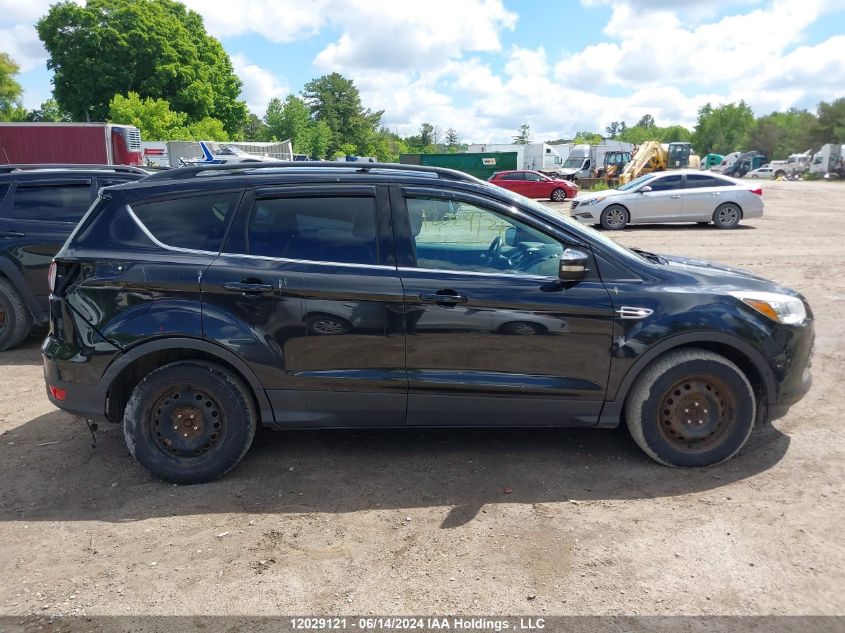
[583,197,605,206]
[729,291,807,325]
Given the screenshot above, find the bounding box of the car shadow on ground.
[0,343,790,529]
[0,413,792,529]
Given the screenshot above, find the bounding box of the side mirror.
[639,185,652,193]
[504,227,517,247]
[558,248,590,282]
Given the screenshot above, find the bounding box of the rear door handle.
[419,292,468,305]
[223,281,273,294]
[0,231,25,238]
[670,195,682,199]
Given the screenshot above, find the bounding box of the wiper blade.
[631,248,666,264]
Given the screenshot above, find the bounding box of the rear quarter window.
[13,182,92,222]
[130,192,241,252]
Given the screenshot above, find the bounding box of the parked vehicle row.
[36,162,812,484]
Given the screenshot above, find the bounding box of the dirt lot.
[0,180,843,624]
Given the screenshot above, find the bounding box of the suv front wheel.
[124,361,257,484]
[625,349,756,467]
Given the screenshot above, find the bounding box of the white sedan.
[747,165,774,179]
[570,169,764,230]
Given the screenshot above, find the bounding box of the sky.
[1,0,844,143]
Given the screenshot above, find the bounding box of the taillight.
[48,261,57,293]
[750,188,763,196]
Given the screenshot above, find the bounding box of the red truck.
[0,122,143,166]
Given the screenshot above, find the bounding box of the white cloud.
[230,54,290,114]
[182,0,326,43]
[0,25,47,72]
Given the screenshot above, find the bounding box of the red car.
[488,170,578,201]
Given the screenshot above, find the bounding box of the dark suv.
[0,164,148,350]
[42,163,814,483]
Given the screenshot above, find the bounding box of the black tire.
[124,361,257,484]
[550,188,567,202]
[774,170,786,179]
[600,205,629,230]
[0,277,33,352]
[713,203,742,229]
[625,349,755,467]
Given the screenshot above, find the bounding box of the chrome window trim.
[218,251,397,271]
[125,204,220,256]
[398,266,554,282]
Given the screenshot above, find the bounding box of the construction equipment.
[618,142,699,184]
[593,150,632,185]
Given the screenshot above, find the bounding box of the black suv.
[0,164,148,350]
[42,163,814,483]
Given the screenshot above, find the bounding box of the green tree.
[605,121,625,139]
[306,120,332,159]
[445,128,460,150]
[513,123,532,144]
[691,101,755,155]
[184,116,228,141]
[813,98,845,144]
[108,92,188,139]
[242,113,269,141]
[0,53,24,119]
[265,95,310,147]
[37,0,247,133]
[25,99,71,122]
[302,73,383,157]
[618,125,654,145]
[637,114,656,128]
[572,131,603,144]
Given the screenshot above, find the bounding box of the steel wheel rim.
[718,205,739,224]
[151,385,225,459]
[606,208,625,228]
[311,318,346,335]
[510,322,537,335]
[657,376,736,453]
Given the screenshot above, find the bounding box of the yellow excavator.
[618,141,700,184]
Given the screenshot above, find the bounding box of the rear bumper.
[42,369,106,421]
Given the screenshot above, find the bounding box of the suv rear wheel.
[123,361,257,484]
[0,278,32,351]
[625,349,756,467]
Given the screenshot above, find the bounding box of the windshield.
[563,157,584,169]
[617,173,655,191]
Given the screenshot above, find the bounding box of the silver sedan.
[569,169,765,230]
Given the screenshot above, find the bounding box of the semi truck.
[466,143,563,174]
[809,144,845,177]
[0,122,143,165]
[399,151,519,179]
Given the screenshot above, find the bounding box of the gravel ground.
[0,179,842,625]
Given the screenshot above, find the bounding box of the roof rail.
[141,160,480,184]
[0,164,150,175]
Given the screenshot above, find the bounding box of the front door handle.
[0,231,25,238]
[223,281,273,294]
[419,292,468,305]
[670,195,682,199]
[710,192,721,196]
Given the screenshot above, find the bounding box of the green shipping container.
[399,152,519,180]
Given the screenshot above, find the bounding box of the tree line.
[0,0,843,162]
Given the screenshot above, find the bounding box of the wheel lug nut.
[684,408,689,413]
[183,433,188,437]
[193,426,198,430]
[173,426,178,430]
[178,414,182,418]
[698,420,703,424]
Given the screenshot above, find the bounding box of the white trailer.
[467,143,563,173]
[810,144,844,176]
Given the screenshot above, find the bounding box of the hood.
[660,253,797,296]
[557,168,581,176]
[574,188,629,202]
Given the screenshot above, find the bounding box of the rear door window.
[647,175,683,191]
[246,196,379,265]
[130,192,241,252]
[13,181,92,222]
[500,173,525,181]
[685,174,721,188]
